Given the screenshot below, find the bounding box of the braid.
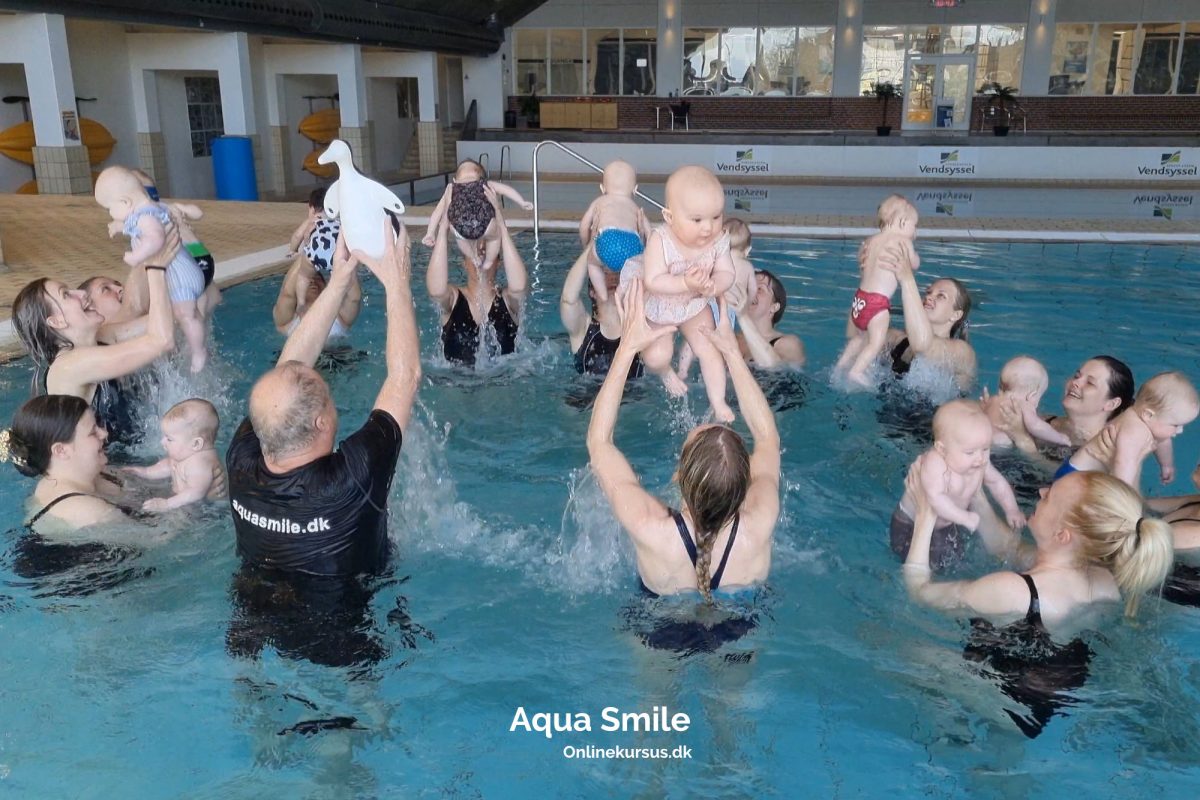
[677,426,750,606]
[693,527,717,605]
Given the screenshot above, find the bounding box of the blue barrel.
[211,135,258,200]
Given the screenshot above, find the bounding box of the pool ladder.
[531,140,664,244]
[478,146,513,206]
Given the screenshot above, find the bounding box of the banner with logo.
[714,147,771,176]
[916,147,978,177]
[912,189,975,218]
[1133,150,1198,178]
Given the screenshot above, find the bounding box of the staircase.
[397,139,421,178]
[441,125,460,172]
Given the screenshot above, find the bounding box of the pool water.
[1,234,1199,796]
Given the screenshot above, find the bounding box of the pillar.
[136,131,170,195]
[656,0,683,97]
[1021,0,1058,97]
[832,0,864,97]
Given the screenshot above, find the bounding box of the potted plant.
[865,81,901,136]
[519,92,541,129]
[981,81,1020,136]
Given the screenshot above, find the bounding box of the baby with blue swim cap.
[579,160,651,302]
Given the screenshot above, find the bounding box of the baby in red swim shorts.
[835,194,920,388]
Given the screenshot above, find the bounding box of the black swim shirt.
[226,410,402,578]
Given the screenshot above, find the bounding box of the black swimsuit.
[574,321,644,378]
[639,511,740,597]
[963,573,1092,738]
[889,336,912,376]
[441,289,518,367]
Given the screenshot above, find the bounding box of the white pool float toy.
[318,139,405,258]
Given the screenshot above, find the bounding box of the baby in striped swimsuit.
[95,166,211,373]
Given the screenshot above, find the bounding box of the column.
[832,0,865,97]
[217,32,266,196]
[1021,0,1058,97]
[464,52,505,127]
[335,44,374,175]
[656,0,683,97]
[413,53,442,174]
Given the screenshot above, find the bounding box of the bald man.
[225,221,420,578]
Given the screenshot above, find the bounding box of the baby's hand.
[142,497,169,513]
[421,232,435,247]
[965,510,981,532]
[1161,464,1176,484]
[107,219,123,239]
[683,267,712,294]
[521,200,534,211]
[1004,508,1026,530]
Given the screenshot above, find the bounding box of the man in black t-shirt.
[227,223,420,579]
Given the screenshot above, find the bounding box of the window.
[621,29,657,96]
[975,25,1023,90]
[184,76,223,158]
[1050,22,1199,95]
[550,29,584,95]
[682,27,833,96]
[1136,23,1182,94]
[861,26,907,93]
[797,27,834,94]
[1180,23,1200,94]
[587,28,621,94]
[516,30,548,95]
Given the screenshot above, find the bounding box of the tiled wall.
[338,125,375,176]
[417,121,442,175]
[32,145,92,195]
[136,132,170,195]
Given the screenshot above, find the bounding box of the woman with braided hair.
[587,279,780,602]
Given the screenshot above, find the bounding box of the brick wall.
[507,95,1200,132]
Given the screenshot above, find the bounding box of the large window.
[682,27,832,96]
[184,76,223,158]
[1051,21,1200,95]
[518,28,657,96]
[862,25,1024,94]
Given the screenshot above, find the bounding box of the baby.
[835,194,920,388]
[984,356,1073,448]
[620,165,736,421]
[676,217,756,381]
[124,399,224,512]
[130,168,221,313]
[422,159,533,271]
[891,400,1025,567]
[288,188,342,316]
[578,159,650,302]
[95,166,211,373]
[1057,371,1200,488]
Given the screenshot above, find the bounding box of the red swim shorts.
[850,289,890,331]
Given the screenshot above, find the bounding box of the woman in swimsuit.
[587,281,780,601]
[3,395,138,535]
[997,356,1134,456]
[880,243,976,393]
[903,460,1172,623]
[272,257,361,338]
[12,231,179,446]
[737,269,804,369]
[426,185,527,367]
[560,247,642,378]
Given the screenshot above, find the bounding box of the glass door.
[903,54,975,131]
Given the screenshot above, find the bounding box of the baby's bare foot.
[846,370,874,390]
[190,348,208,374]
[661,371,687,397]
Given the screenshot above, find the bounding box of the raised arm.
[560,248,592,344]
[422,185,453,246]
[277,234,355,368]
[425,218,455,315]
[707,299,780,530]
[488,187,527,298]
[288,211,317,255]
[489,180,533,210]
[739,316,780,368]
[972,488,1037,566]
[587,280,675,536]
[338,274,363,328]
[579,198,599,246]
[1020,402,1072,447]
[882,242,934,354]
[272,259,303,333]
[126,213,167,267]
[50,230,178,393]
[353,221,421,430]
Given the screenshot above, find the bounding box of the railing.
[462,99,478,141]
[531,139,664,243]
[498,145,512,181]
[390,169,456,208]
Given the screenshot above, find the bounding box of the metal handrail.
[498,145,512,181]
[478,152,489,172]
[532,139,664,243]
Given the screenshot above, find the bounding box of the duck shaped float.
[317,139,406,258]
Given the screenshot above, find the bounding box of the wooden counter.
[541,100,618,130]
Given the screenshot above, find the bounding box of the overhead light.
[929,0,964,6]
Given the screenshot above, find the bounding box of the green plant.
[981,81,1020,124]
[519,92,540,119]
[865,81,902,127]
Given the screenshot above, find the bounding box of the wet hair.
[931,398,987,443]
[307,187,327,211]
[12,278,71,393]
[250,362,331,461]
[78,276,105,294]
[999,355,1048,396]
[677,426,750,604]
[755,269,787,325]
[163,398,219,445]
[724,218,751,252]
[1134,371,1200,416]
[877,194,917,229]
[944,278,972,341]
[7,395,91,478]
[1087,355,1134,420]
[1065,472,1173,617]
[456,159,485,180]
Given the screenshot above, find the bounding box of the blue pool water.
[1,234,1199,796]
